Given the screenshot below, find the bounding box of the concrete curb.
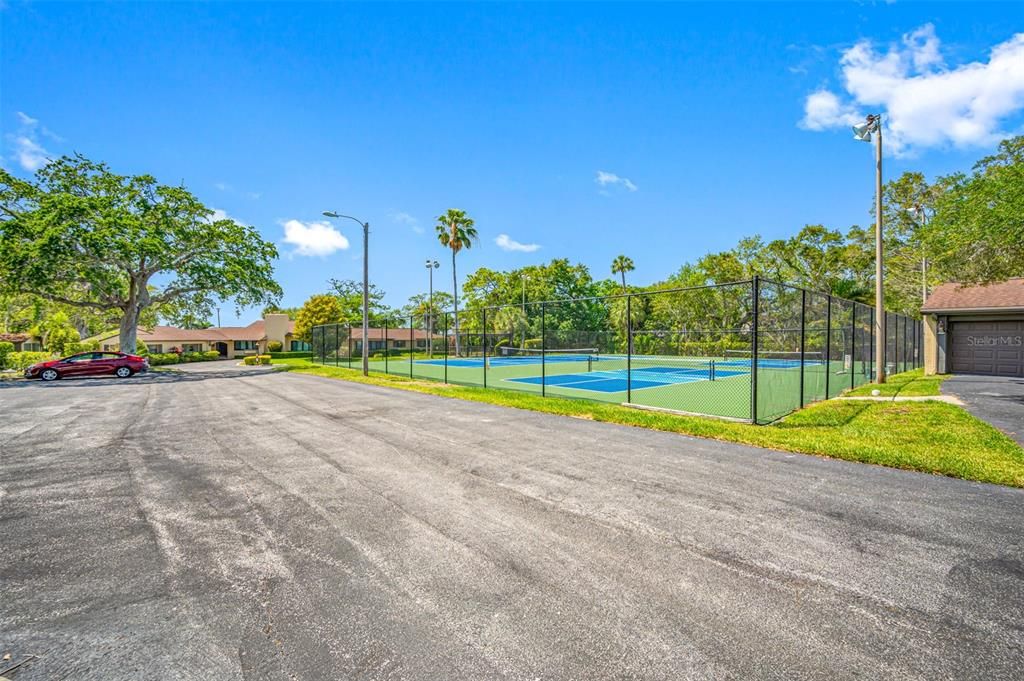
[836,395,964,405]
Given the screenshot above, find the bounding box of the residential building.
[922,278,1024,378]
[0,332,43,352]
[93,314,308,359]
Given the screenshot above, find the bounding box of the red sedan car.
[24,351,150,381]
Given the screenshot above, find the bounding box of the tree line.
[2,136,1020,351]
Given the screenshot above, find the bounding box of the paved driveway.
[2,369,1023,679]
[942,374,1024,446]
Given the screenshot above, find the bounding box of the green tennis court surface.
[362,352,868,422]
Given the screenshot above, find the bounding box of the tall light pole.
[853,113,886,384]
[426,259,439,356]
[521,273,530,350]
[912,203,929,304]
[323,211,370,376]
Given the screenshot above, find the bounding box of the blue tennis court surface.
[506,364,747,393]
[416,355,591,368]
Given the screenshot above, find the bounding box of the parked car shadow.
[0,366,284,389]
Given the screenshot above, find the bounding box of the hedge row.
[2,351,54,371]
[148,350,223,366]
[268,351,312,359]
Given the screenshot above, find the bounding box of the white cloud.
[207,208,249,226]
[495,233,540,253]
[214,181,230,191]
[12,136,49,171]
[392,211,423,234]
[595,170,637,192]
[8,111,58,171]
[281,219,350,257]
[801,25,1024,154]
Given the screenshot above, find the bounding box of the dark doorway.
[215,342,228,357]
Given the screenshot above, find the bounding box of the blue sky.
[4,1,1023,322]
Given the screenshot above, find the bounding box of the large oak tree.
[0,155,281,352]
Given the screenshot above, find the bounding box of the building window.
[392,340,406,348]
[182,343,203,353]
[22,342,43,352]
[234,340,258,351]
[103,344,117,352]
[369,341,385,351]
[146,344,163,354]
[290,340,311,351]
[416,339,426,348]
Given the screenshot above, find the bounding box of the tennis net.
[498,347,598,362]
[723,349,824,365]
[593,355,719,379]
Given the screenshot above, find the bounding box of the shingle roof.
[95,319,297,343]
[921,278,1024,313]
[0,332,32,343]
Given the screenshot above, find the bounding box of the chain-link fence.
[310,277,923,424]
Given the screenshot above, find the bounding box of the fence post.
[541,302,546,398]
[751,276,759,423]
[799,289,806,408]
[347,324,352,369]
[850,305,856,390]
[443,312,448,384]
[627,294,632,404]
[384,316,388,374]
[320,326,325,365]
[482,308,488,388]
[410,315,414,378]
[824,295,832,398]
[869,308,875,380]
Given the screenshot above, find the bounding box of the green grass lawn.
[273,358,1024,488]
[846,368,948,397]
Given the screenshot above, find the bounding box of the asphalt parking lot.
[2,364,1023,679]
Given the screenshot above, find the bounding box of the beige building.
[95,314,307,359]
[0,332,44,352]
[922,278,1024,378]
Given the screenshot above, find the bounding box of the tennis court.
[312,277,923,423]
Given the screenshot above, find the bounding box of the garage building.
[922,278,1024,378]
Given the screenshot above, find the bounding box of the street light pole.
[426,259,439,356]
[521,273,529,350]
[913,203,929,304]
[853,113,886,384]
[323,211,370,376]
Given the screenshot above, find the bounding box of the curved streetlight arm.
[323,210,371,375]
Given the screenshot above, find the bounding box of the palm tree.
[611,255,635,291]
[435,209,478,356]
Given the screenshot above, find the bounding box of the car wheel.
[41,368,59,381]
[115,366,133,378]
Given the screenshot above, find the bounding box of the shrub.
[135,339,149,356]
[243,355,272,365]
[202,350,221,360]
[267,340,283,352]
[0,341,14,369]
[524,338,543,350]
[147,353,181,366]
[269,351,312,359]
[4,351,54,370]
